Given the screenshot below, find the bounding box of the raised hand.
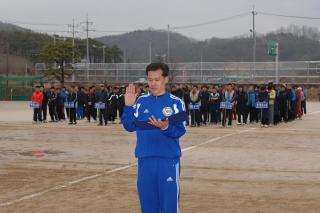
[125,84,138,106]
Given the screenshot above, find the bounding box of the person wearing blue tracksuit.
[121,63,187,213]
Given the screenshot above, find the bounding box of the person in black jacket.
[236,86,248,125]
[108,87,119,124]
[48,87,59,122]
[56,88,66,121]
[209,87,221,124]
[171,84,184,99]
[77,87,87,120]
[96,84,109,126]
[117,87,125,124]
[183,87,191,126]
[200,86,210,125]
[67,86,78,125]
[86,86,97,122]
[277,85,289,122]
[258,86,269,127]
[40,86,49,122]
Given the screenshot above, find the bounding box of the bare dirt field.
[0,101,320,213]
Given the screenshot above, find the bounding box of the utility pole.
[167,24,170,63]
[68,19,79,64]
[81,14,93,80]
[252,6,257,79]
[149,41,152,63]
[82,14,93,63]
[68,19,78,82]
[275,43,279,84]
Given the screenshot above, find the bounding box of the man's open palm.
[125,84,138,106]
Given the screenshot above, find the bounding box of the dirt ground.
[0,101,320,213]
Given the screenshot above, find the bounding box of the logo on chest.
[162,107,173,117]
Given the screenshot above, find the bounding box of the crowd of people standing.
[31,82,307,128]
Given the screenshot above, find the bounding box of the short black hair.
[146,63,169,77]
[35,86,40,88]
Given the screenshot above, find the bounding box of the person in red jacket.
[31,86,44,123]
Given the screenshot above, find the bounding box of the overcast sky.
[1,0,320,40]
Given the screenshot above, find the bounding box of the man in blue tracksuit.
[121,63,186,213]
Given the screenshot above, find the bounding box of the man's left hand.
[148,116,169,130]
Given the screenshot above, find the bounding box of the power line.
[171,12,250,30]
[31,29,70,33]
[258,11,320,20]
[0,18,68,26]
[92,30,129,33]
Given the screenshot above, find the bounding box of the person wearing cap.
[86,86,97,122]
[96,84,109,126]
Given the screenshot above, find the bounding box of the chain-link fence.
[35,61,320,84]
[0,76,40,100]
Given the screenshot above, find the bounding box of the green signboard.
[267,41,278,56]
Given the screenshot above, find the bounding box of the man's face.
[147,69,168,96]
[40,87,44,92]
[35,87,39,92]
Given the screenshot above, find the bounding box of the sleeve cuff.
[124,106,134,112]
[161,125,169,131]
